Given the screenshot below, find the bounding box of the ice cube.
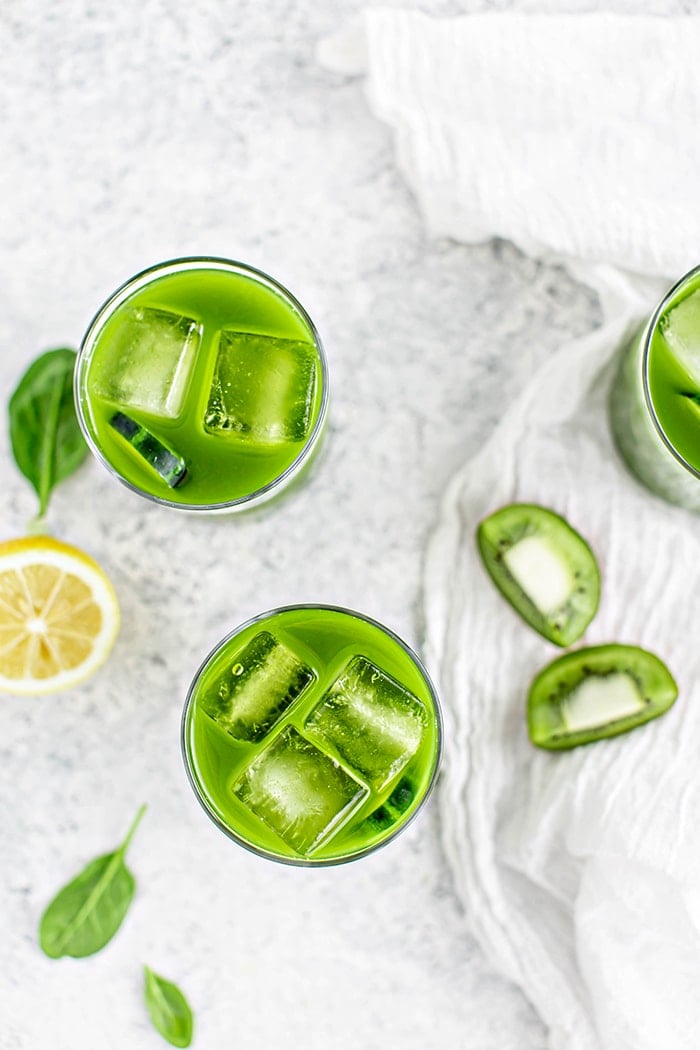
[92,307,201,418]
[660,289,700,386]
[204,330,317,444]
[305,656,428,791]
[233,726,368,855]
[109,412,188,487]
[200,631,315,742]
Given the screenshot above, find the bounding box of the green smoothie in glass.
[610,264,700,511]
[75,258,328,511]
[181,605,443,866]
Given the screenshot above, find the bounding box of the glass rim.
[74,256,329,512]
[180,603,444,868]
[642,262,700,483]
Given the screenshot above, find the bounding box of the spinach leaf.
[9,348,88,519]
[39,804,146,959]
[144,966,194,1048]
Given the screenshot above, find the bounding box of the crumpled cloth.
[320,11,700,1050]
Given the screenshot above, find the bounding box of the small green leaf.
[144,966,194,1048]
[9,348,88,519]
[39,804,147,959]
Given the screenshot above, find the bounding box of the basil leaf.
[9,348,88,518]
[144,966,194,1048]
[39,804,146,959]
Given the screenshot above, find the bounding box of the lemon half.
[0,536,120,695]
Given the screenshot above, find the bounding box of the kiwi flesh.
[527,644,678,750]
[476,503,600,646]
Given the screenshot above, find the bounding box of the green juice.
[646,271,700,474]
[181,606,443,866]
[610,265,700,511]
[75,259,327,509]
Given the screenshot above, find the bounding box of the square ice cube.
[204,330,317,444]
[233,727,368,855]
[199,631,315,742]
[92,306,201,418]
[660,289,700,386]
[305,656,428,791]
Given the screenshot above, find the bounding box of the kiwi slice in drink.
[527,644,678,750]
[109,411,188,487]
[476,504,600,646]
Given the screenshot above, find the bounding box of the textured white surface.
[359,11,700,276]
[0,2,683,1050]
[425,275,700,1050]
[336,8,700,1050]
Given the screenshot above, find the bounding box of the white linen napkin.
[320,11,700,1050]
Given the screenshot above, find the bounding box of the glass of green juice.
[75,257,328,511]
[610,264,700,511]
[181,605,443,866]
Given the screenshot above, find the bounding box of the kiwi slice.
[527,644,678,750]
[109,411,188,488]
[476,503,600,646]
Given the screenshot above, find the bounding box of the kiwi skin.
[527,643,678,751]
[476,503,600,647]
